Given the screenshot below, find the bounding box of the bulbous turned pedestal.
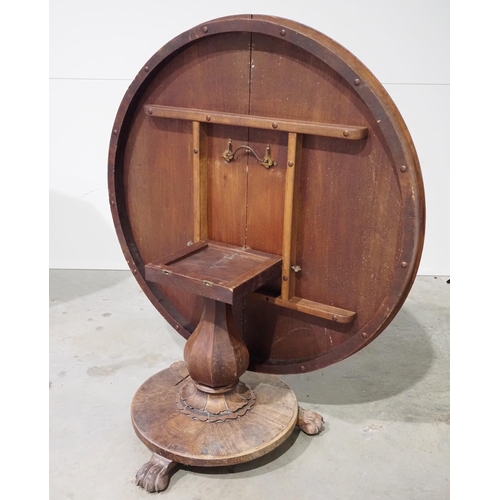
[179,298,256,422]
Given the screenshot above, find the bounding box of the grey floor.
[49,270,449,500]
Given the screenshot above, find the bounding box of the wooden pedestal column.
[179,298,256,422]
[132,243,323,492]
[131,300,324,493]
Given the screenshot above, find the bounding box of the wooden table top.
[108,15,425,374]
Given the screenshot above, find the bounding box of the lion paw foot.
[135,453,179,493]
[297,406,324,435]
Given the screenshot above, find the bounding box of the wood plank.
[192,121,208,242]
[245,129,287,262]
[250,292,356,323]
[144,105,368,140]
[281,132,302,300]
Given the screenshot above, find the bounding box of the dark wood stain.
[108,15,425,374]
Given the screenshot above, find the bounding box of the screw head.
[147,108,153,115]
[300,365,305,371]
[401,261,408,268]
[280,29,286,36]
[400,165,407,172]
[288,161,294,167]
[361,332,368,339]
[113,129,118,135]
[354,78,361,86]
[343,130,350,137]
[206,115,211,122]
[110,200,115,206]
[203,26,208,33]
[193,148,199,154]
[144,66,149,72]
[175,325,180,330]
[283,276,288,281]
[272,122,278,129]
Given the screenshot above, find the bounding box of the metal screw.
[288,161,294,167]
[300,365,305,371]
[144,66,149,72]
[343,130,350,137]
[175,325,180,330]
[187,241,194,246]
[193,149,199,154]
[361,332,368,339]
[400,165,407,172]
[133,269,137,274]
[401,261,408,268]
[283,276,288,281]
[272,122,278,129]
[280,29,286,36]
[110,200,115,206]
[147,108,153,115]
[206,115,211,121]
[203,26,208,33]
[354,78,361,86]
[332,315,338,321]
[113,129,118,135]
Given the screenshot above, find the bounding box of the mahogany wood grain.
[109,15,425,374]
[115,30,252,334]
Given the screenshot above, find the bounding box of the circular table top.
[108,15,425,375]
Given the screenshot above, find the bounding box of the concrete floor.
[49,270,449,500]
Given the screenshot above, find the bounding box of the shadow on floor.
[281,307,449,423]
[50,269,130,305]
[167,426,314,486]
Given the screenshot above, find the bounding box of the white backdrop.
[49,0,450,274]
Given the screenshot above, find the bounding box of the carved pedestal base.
[177,378,256,422]
[132,361,324,494]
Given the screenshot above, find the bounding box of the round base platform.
[131,361,298,467]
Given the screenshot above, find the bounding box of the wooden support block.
[145,241,282,304]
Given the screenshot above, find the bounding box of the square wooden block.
[145,240,282,304]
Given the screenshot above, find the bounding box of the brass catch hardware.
[202,280,214,287]
[222,139,277,169]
